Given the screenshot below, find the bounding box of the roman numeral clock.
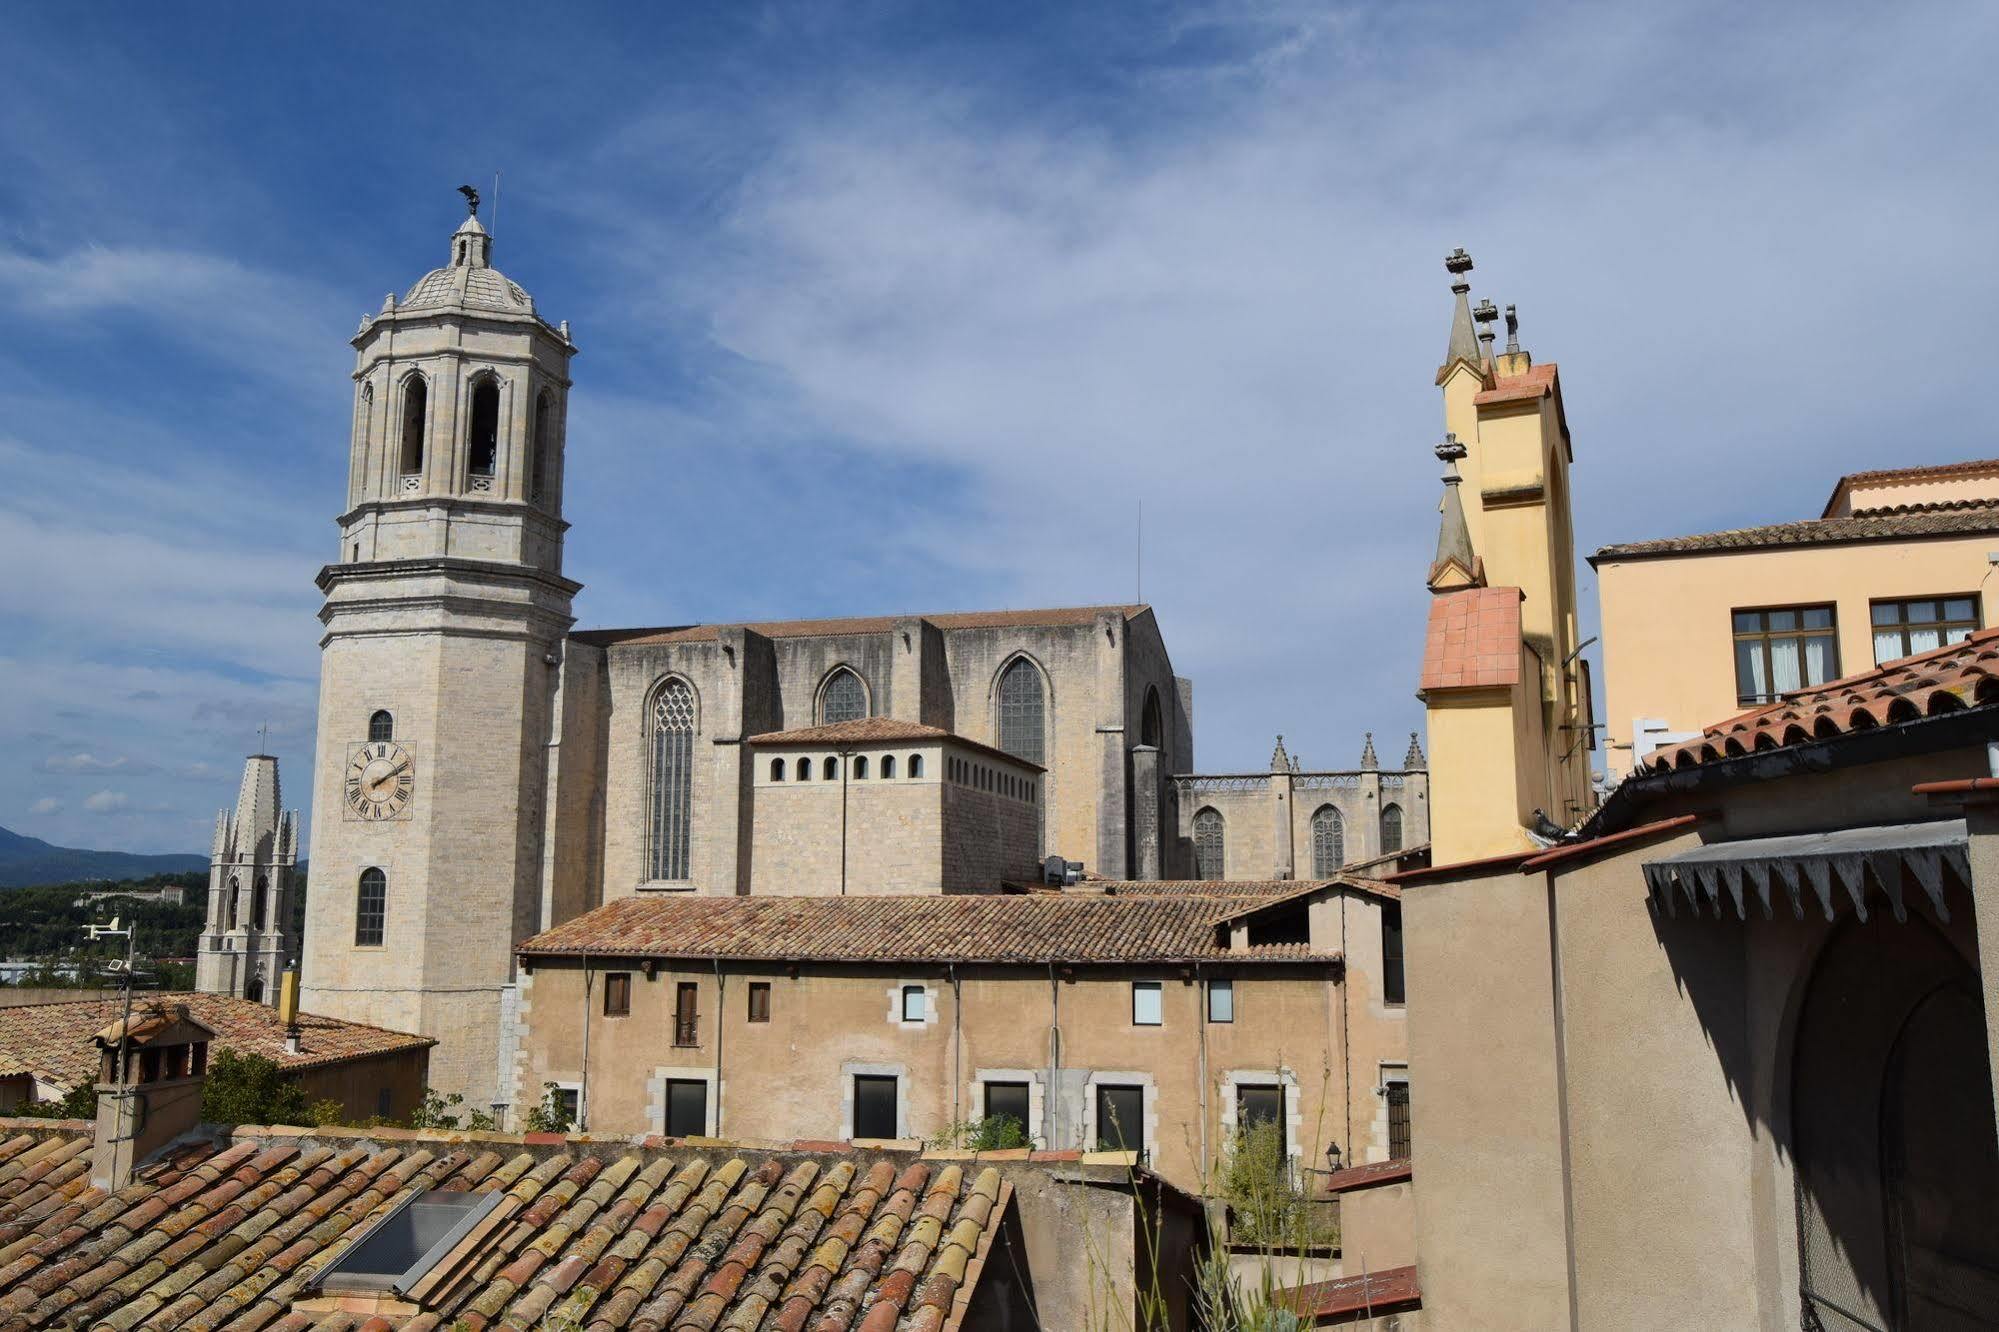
[345,741,416,821]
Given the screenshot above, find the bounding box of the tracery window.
[997,657,1046,765]
[1194,808,1225,879]
[648,679,696,881]
[1311,805,1345,875]
[355,868,386,946]
[820,668,868,724]
[1380,803,1404,855]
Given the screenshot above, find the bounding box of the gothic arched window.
[1141,686,1163,749]
[1194,808,1226,879]
[467,377,500,482]
[245,976,264,1004]
[399,375,427,478]
[225,875,240,931]
[252,874,268,931]
[820,668,868,724]
[368,710,394,743]
[355,868,386,946]
[1381,803,1404,855]
[997,657,1046,765]
[1311,806,1345,876]
[649,679,696,880]
[530,390,552,500]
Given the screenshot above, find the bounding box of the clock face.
[345,742,415,821]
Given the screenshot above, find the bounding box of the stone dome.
[398,215,537,315]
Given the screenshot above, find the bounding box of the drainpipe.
[1339,895,1351,1163]
[1045,963,1062,1149]
[1196,960,1209,1182]
[579,953,592,1131]
[950,964,963,1138]
[712,954,725,1137]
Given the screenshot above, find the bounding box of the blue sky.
[3,2,1996,855]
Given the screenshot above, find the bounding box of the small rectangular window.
[1382,904,1405,1005]
[664,1078,708,1137]
[854,1074,899,1139]
[1096,1084,1145,1155]
[554,1085,581,1124]
[1871,595,1979,664]
[1386,1080,1412,1158]
[603,973,631,1017]
[748,981,770,1023]
[901,984,926,1023]
[1731,604,1839,703]
[1207,978,1234,1023]
[674,982,699,1047]
[984,1081,1030,1136]
[1132,981,1163,1026]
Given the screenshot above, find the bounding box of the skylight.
[319,1189,500,1295]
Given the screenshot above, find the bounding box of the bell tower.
[301,191,580,1111]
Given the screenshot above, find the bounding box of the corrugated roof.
[0,1126,1016,1331]
[573,605,1148,649]
[0,994,433,1093]
[519,893,1338,965]
[1642,625,1999,773]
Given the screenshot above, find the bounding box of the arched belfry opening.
[467,378,500,485]
[399,375,427,479]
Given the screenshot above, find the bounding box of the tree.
[17,1083,97,1120]
[522,1082,574,1133]
[200,1048,311,1127]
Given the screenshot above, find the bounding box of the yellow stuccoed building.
[1592,457,1999,776]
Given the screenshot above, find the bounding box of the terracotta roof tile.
[574,605,1147,649]
[1591,498,1999,561]
[1275,1263,1421,1320]
[1319,1158,1411,1193]
[0,995,432,1094]
[1471,361,1558,406]
[1418,587,1523,693]
[1642,625,1999,774]
[0,1128,1024,1332]
[519,894,1339,965]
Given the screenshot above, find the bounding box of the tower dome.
[399,213,537,315]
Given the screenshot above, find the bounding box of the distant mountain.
[0,825,206,889]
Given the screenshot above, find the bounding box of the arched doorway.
[1792,914,1999,1329]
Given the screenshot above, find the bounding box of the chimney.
[278,964,302,1054]
[91,1003,213,1191]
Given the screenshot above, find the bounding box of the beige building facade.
[510,880,1413,1201]
[1593,457,1999,776]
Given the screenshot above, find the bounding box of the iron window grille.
[1386,1082,1412,1159]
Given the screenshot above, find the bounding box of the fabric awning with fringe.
[1641,819,1967,923]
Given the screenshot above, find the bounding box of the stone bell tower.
[301,190,580,1110]
[195,753,299,1003]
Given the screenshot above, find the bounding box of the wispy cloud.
[83,791,130,814]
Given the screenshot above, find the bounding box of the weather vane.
[458,184,480,216]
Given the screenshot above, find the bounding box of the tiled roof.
[573,605,1148,649]
[1642,626,1999,773]
[1471,361,1558,407]
[1276,1264,1421,1322]
[1823,457,1999,516]
[520,894,1338,965]
[1339,844,1430,877]
[0,1125,1017,1332]
[1590,498,1999,561]
[745,720,1042,770]
[1418,587,1523,692]
[1319,1158,1412,1193]
[1079,879,1329,898]
[0,994,433,1093]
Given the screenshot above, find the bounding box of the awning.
[1641,820,1967,923]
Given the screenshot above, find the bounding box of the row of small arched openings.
[769,753,924,782]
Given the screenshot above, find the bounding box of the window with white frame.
[1132,981,1163,1026]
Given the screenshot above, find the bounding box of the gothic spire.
[1428,433,1482,589]
[1403,731,1427,770]
[1269,734,1292,773]
[1360,732,1379,771]
[1442,248,1481,372]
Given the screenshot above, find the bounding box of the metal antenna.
[492,171,502,241]
[84,917,138,1123]
[1136,501,1143,605]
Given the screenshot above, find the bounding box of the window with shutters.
[603,973,631,1017]
[673,982,699,1047]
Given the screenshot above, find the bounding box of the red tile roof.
[1472,361,1558,407]
[520,893,1339,965]
[0,994,433,1093]
[1275,1264,1421,1322]
[1590,498,1999,561]
[1419,587,1523,692]
[746,718,1042,770]
[0,1125,1022,1331]
[1642,626,1999,773]
[575,605,1148,649]
[1822,457,1999,516]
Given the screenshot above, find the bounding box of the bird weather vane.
[459,184,480,216]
